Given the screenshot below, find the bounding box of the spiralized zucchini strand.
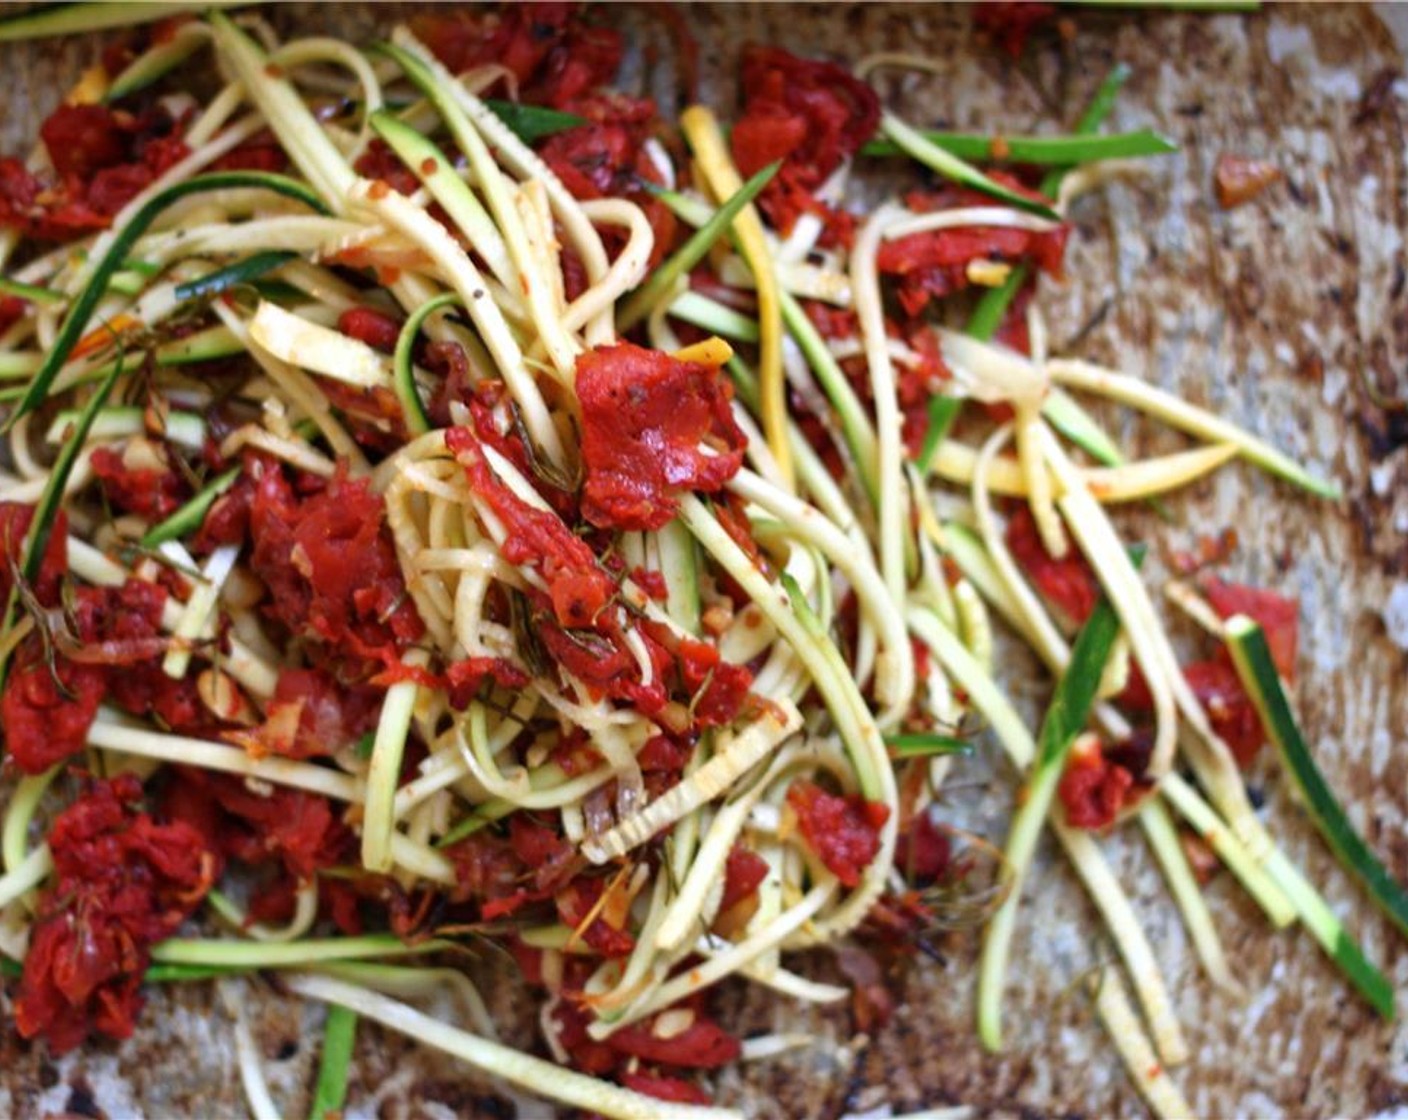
[348,181,568,471]
[681,107,792,490]
[851,205,914,605]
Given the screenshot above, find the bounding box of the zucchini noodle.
[0,11,1381,1120]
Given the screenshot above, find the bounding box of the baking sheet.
[1,4,1406,1117]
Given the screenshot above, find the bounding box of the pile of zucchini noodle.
[0,6,1398,1120]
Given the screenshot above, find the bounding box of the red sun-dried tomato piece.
[1058,737,1137,830]
[248,460,424,666]
[731,45,880,239]
[0,293,26,333]
[210,129,288,173]
[446,424,615,628]
[1005,504,1100,626]
[41,104,128,177]
[411,3,572,88]
[465,382,578,519]
[90,445,190,521]
[878,184,1069,316]
[537,614,673,715]
[537,92,654,198]
[676,636,754,727]
[1201,575,1299,681]
[606,1007,742,1069]
[556,875,636,958]
[412,3,623,109]
[238,666,382,759]
[974,2,1057,59]
[337,305,404,354]
[1,644,106,775]
[894,810,952,884]
[0,502,68,607]
[787,779,890,887]
[448,833,548,922]
[442,655,532,709]
[530,20,622,108]
[719,844,770,913]
[1184,658,1265,767]
[575,341,747,531]
[15,774,215,1052]
[620,1071,711,1106]
[509,813,578,896]
[161,766,352,884]
[536,93,677,267]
